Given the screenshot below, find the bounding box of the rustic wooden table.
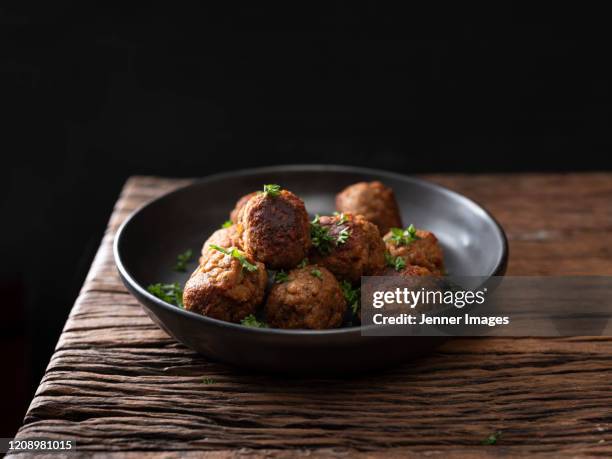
[13,174,612,458]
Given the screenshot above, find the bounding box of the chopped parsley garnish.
[390,224,420,246]
[336,226,351,245]
[262,184,281,197]
[275,270,289,283]
[385,252,406,271]
[173,249,194,272]
[341,280,360,315]
[310,268,323,279]
[202,377,215,384]
[147,282,183,308]
[310,214,335,254]
[221,220,233,229]
[241,314,267,328]
[481,431,502,445]
[394,256,406,271]
[209,244,258,272]
[333,211,349,225]
[298,258,309,268]
[311,214,350,253]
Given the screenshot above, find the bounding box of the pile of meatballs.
[183,181,445,329]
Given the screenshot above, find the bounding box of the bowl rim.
[113,164,509,337]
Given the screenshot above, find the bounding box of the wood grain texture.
[11,174,612,458]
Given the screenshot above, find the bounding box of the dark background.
[2,3,611,435]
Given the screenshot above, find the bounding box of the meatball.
[199,225,243,264]
[336,181,402,235]
[384,227,444,275]
[265,265,346,329]
[183,247,267,322]
[309,213,386,285]
[369,264,442,316]
[240,189,310,269]
[230,192,258,223]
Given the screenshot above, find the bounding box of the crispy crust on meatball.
[309,213,386,285]
[384,229,444,275]
[240,189,310,269]
[265,265,346,329]
[230,192,259,223]
[184,248,267,322]
[199,225,244,264]
[336,181,402,235]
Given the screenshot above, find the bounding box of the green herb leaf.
[394,256,406,271]
[310,268,323,279]
[481,431,502,445]
[147,282,183,308]
[310,215,335,254]
[221,220,233,229]
[336,226,351,245]
[275,270,289,283]
[333,211,349,225]
[297,258,309,268]
[232,249,258,272]
[262,184,281,197]
[210,244,231,255]
[209,244,258,272]
[241,314,267,328]
[385,252,406,272]
[173,249,194,272]
[390,224,420,246]
[202,377,215,384]
[341,280,360,315]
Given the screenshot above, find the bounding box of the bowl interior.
[117,166,507,328]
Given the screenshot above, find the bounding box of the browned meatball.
[384,227,445,275]
[199,225,243,264]
[240,189,310,269]
[265,265,346,329]
[359,265,434,321]
[336,181,402,235]
[183,247,267,323]
[230,192,258,223]
[370,264,442,316]
[309,213,386,285]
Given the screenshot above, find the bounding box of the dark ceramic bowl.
[114,165,508,374]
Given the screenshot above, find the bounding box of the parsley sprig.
[147,282,183,308]
[385,252,406,271]
[262,184,281,197]
[311,214,351,253]
[174,249,194,272]
[275,270,289,283]
[310,268,323,279]
[390,224,420,246]
[241,314,267,328]
[298,258,309,268]
[333,211,349,225]
[481,431,502,445]
[341,280,360,315]
[310,215,335,253]
[336,226,351,245]
[394,256,406,271]
[221,220,233,229]
[209,245,258,272]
